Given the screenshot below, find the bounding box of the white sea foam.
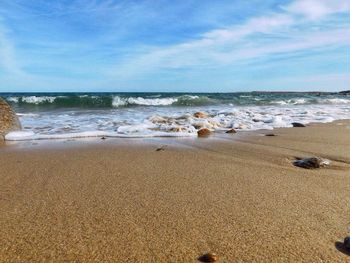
[112,96,177,107]
[6,97,19,103]
[5,102,350,141]
[22,96,56,104]
[321,98,350,104]
[112,96,128,107]
[127,97,177,106]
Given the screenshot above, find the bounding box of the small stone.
[156,145,166,151]
[198,252,218,262]
[292,122,306,127]
[265,133,276,136]
[225,129,236,134]
[197,128,211,137]
[344,236,350,250]
[293,157,331,169]
[101,136,106,140]
[194,112,208,118]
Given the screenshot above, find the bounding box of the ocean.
[2,92,350,141]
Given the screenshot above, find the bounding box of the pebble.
[225,129,236,134]
[198,252,218,262]
[156,146,167,151]
[293,157,331,169]
[197,128,211,137]
[265,133,276,136]
[292,122,306,127]
[194,112,208,118]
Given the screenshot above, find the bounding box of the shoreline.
[2,119,350,151]
[0,121,350,262]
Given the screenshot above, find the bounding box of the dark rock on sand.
[265,133,276,136]
[292,122,306,127]
[293,157,330,169]
[344,236,350,250]
[193,112,208,118]
[226,128,236,134]
[197,128,211,137]
[0,97,21,140]
[198,252,218,262]
[156,145,167,151]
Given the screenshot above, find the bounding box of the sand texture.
[0,121,350,262]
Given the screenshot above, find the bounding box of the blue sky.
[0,0,350,92]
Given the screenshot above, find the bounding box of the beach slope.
[0,121,349,262]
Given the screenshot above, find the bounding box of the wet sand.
[0,121,350,262]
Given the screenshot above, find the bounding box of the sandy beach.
[0,121,349,262]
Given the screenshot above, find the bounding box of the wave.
[112,96,177,107]
[4,94,216,108]
[3,93,350,108]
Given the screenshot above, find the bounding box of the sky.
[0,0,350,92]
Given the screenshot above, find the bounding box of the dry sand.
[0,121,350,262]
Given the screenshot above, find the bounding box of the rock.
[156,145,167,151]
[291,122,306,127]
[197,128,211,137]
[101,136,106,140]
[198,252,218,262]
[265,133,276,136]
[344,236,350,250]
[0,98,21,140]
[194,112,208,118]
[225,128,236,134]
[293,157,331,169]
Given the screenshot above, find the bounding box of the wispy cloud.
[0,18,23,75]
[283,0,350,19]
[110,1,350,82]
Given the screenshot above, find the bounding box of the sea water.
[2,92,350,141]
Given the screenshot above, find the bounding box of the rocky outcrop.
[0,98,21,140]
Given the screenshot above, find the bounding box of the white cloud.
[283,0,350,19]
